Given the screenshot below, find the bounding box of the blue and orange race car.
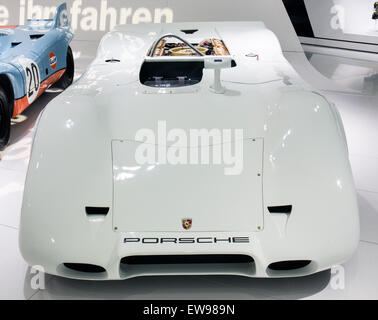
[0,3,74,149]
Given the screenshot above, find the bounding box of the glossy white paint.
[19,22,359,280]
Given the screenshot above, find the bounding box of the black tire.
[53,46,74,89]
[0,86,11,150]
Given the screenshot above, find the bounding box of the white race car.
[19,22,359,280]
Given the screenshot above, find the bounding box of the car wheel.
[0,86,11,150]
[53,46,74,89]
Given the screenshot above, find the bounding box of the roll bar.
[149,34,205,57]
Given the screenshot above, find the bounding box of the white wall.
[304,0,378,45]
[0,0,302,52]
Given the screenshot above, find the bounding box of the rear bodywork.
[0,3,73,117]
[19,22,359,280]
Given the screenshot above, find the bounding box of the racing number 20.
[26,63,40,98]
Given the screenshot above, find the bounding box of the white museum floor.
[0,41,377,299]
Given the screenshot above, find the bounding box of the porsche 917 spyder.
[19,21,359,280]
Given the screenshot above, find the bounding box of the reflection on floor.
[0,43,377,299]
[303,44,378,96]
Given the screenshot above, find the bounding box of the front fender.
[0,62,24,100]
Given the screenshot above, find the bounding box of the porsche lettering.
[123,237,250,244]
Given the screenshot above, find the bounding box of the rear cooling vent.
[121,254,254,265]
[268,260,311,271]
[63,263,106,273]
[268,205,292,214]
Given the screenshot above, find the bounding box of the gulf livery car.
[20,22,359,280]
[0,3,74,149]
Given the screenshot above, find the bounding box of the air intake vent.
[120,254,256,278]
[268,205,292,214]
[121,254,254,265]
[105,58,120,63]
[268,260,311,271]
[85,207,109,216]
[63,263,106,273]
[11,42,21,47]
[29,34,44,40]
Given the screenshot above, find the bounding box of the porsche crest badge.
[182,219,192,230]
